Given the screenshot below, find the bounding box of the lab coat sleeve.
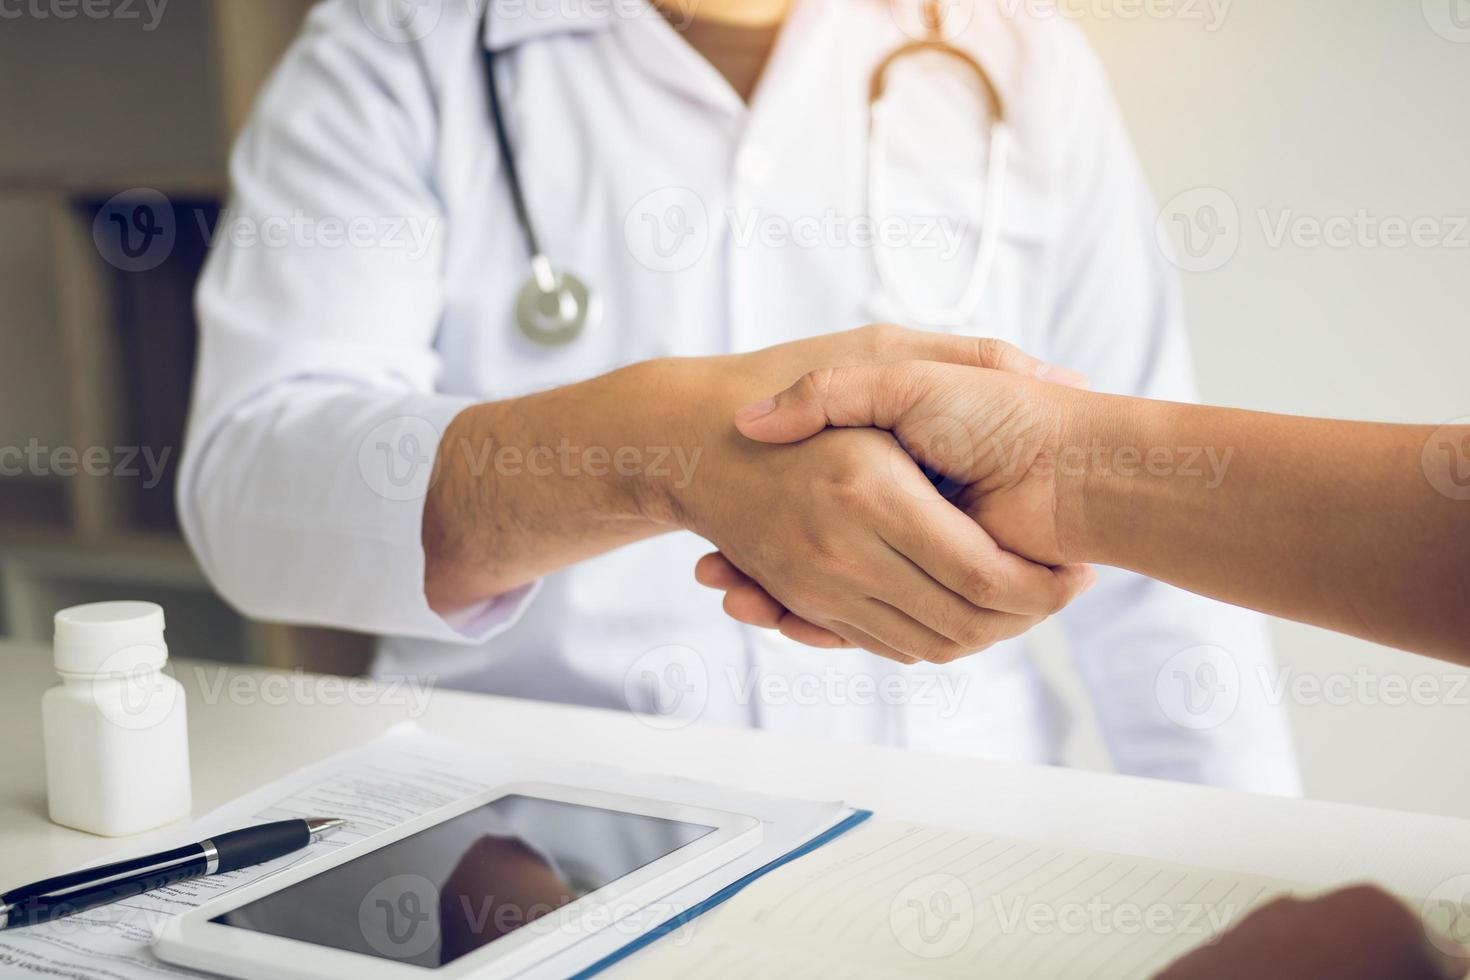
[1036,41,1301,795]
[177,0,535,643]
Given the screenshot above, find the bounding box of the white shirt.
[180,0,1300,794]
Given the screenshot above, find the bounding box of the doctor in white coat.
[179,0,1299,793]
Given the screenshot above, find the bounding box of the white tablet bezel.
[153,781,761,980]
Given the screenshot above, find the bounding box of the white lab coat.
[180,0,1300,793]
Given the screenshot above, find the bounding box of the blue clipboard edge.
[569,808,876,979]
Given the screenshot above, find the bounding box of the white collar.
[481,0,651,52]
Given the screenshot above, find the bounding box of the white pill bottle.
[42,601,192,836]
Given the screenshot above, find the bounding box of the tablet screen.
[212,795,715,967]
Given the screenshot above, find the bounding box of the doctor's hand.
[695,359,1095,654]
[659,333,1094,664]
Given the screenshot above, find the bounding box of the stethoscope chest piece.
[515,257,599,346]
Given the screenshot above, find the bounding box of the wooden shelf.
[0,526,201,578]
[0,0,363,675]
[0,173,229,200]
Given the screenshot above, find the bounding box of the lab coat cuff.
[436,580,540,642]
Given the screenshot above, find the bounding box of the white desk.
[4,638,1469,902]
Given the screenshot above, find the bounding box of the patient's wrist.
[1051,391,1138,567]
[1062,394,1200,569]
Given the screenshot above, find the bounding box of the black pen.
[0,817,344,929]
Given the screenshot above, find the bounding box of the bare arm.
[716,361,1470,663]
[1063,395,1470,660]
[421,361,678,611]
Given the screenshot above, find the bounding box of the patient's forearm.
[1064,397,1470,660]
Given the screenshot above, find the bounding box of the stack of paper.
[0,724,856,980]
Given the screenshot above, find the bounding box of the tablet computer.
[153,782,762,979]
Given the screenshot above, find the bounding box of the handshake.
[433,320,1463,665]
[655,324,1105,666]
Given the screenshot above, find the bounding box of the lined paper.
[629,821,1296,979]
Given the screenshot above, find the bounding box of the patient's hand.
[670,408,1087,663]
[1155,885,1468,980]
[642,329,1092,664]
[737,360,1091,563]
[696,358,1097,658]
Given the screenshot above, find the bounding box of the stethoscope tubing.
[482,40,545,267]
[483,5,1011,338]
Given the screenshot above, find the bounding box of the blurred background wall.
[0,0,1465,815]
[0,0,370,674]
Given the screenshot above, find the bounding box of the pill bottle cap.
[53,601,167,676]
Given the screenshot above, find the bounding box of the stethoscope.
[482,0,1008,346]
